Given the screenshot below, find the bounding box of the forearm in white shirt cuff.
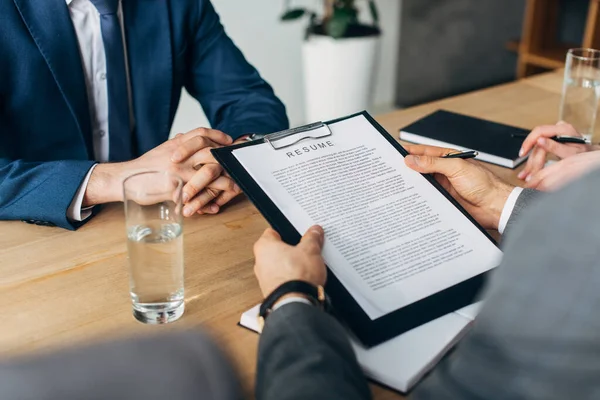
[272,297,314,311]
[497,187,524,235]
[67,164,97,222]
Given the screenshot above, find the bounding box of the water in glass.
[559,75,600,142]
[127,221,184,324]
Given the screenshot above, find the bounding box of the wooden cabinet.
[510,0,600,78]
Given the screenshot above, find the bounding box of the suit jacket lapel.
[13,0,94,157]
[123,0,173,155]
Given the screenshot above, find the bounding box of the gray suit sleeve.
[0,331,243,400]
[413,170,600,400]
[503,188,544,237]
[257,303,371,400]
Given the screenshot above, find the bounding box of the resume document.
[234,115,502,319]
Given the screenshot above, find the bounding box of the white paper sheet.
[240,301,479,393]
[234,115,502,319]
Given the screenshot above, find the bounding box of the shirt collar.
[65,0,74,5]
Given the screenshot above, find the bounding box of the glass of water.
[123,171,184,324]
[559,48,600,143]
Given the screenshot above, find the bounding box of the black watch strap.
[258,280,327,332]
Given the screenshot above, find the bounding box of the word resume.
[233,115,502,319]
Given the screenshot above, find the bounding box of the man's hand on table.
[169,129,244,215]
[253,225,327,302]
[404,144,515,231]
[517,122,596,182]
[82,127,243,215]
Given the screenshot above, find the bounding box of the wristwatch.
[258,280,329,332]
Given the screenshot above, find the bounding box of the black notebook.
[399,110,529,168]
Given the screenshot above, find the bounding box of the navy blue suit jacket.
[0,0,288,230]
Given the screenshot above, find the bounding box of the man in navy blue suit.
[0,0,288,230]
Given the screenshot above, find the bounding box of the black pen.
[442,150,478,159]
[511,133,588,144]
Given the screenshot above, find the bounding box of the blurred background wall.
[170,0,402,135]
[395,0,526,107]
[171,0,592,136]
[559,0,590,43]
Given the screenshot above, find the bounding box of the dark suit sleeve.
[503,188,543,237]
[184,1,289,139]
[257,303,372,400]
[413,171,600,400]
[0,331,243,400]
[0,157,95,230]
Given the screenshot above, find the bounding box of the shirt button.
[97,130,106,138]
[98,72,107,81]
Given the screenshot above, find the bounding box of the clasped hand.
[132,127,242,216]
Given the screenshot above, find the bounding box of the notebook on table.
[399,110,530,168]
[239,302,482,393]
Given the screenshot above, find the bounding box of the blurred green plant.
[281,0,380,40]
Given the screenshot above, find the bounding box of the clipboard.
[212,111,498,348]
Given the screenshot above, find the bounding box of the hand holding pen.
[403,143,514,231]
[511,132,588,144]
[515,122,592,182]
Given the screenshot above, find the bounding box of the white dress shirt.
[66,0,133,221]
[498,187,524,235]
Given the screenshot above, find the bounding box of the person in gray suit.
[254,144,599,400]
[2,144,598,400]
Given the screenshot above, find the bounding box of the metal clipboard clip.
[263,122,332,150]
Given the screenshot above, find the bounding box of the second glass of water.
[559,48,600,143]
[123,171,184,324]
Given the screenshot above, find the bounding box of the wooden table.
[0,71,564,399]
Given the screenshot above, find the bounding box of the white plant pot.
[302,34,380,122]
